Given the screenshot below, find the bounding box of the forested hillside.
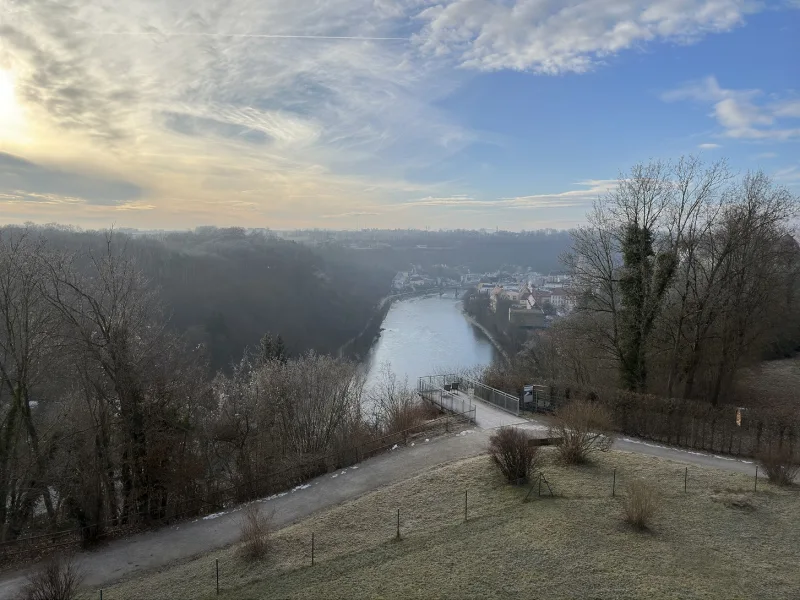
[12,226,393,371]
[289,229,573,274]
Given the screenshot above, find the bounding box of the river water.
[363,294,500,390]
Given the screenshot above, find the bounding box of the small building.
[509,306,547,329]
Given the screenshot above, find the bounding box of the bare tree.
[0,228,61,538]
[566,157,737,394]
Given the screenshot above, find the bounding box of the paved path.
[437,389,525,429]
[0,430,489,598]
[0,397,760,598]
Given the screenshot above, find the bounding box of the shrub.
[20,555,84,600]
[488,427,538,484]
[238,504,272,561]
[758,448,799,486]
[622,479,659,530]
[550,400,615,464]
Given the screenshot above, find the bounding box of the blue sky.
[0,0,798,230]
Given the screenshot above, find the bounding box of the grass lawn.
[93,449,800,600]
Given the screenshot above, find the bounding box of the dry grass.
[734,356,800,411]
[93,450,800,600]
[488,427,539,484]
[238,504,272,561]
[622,479,659,530]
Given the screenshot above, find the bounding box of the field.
[735,356,800,411]
[90,449,800,600]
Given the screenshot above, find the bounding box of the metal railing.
[418,374,520,417]
[466,378,520,416]
[417,374,476,419]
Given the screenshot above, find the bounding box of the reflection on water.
[363,295,499,390]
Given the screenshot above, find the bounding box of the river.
[363,294,500,390]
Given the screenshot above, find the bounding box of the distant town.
[392,265,574,333]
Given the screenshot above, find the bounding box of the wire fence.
[523,381,800,458]
[418,374,520,416]
[0,410,475,563]
[87,456,770,600]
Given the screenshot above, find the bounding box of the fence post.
[684,467,688,493]
[612,468,616,497]
[464,490,468,523]
[754,465,758,492]
[100,591,103,600]
[311,532,315,566]
[216,558,219,595]
[396,508,401,539]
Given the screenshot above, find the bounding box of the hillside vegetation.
[8,225,393,371]
[96,449,800,600]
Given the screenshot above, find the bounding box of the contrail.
[93,32,409,41]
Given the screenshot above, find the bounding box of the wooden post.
[684,467,688,493]
[216,558,219,595]
[311,532,315,566]
[396,508,400,539]
[612,468,616,497]
[754,465,758,492]
[464,490,468,523]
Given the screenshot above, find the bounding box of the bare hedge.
[488,428,539,484]
[550,400,615,464]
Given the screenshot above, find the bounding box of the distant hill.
[6,226,394,371]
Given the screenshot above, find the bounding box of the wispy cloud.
[663,76,800,140]
[392,180,616,211]
[414,0,762,74]
[0,1,794,228]
[698,143,721,149]
[753,152,778,160]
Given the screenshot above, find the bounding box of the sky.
[0,0,798,231]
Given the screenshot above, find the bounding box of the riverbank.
[460,309,510,363]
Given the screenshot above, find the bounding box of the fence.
[419,374,520,416]
[417,374,476,418]
[89,454,774,599]
[0,410,475,564]
[527,381,800,459]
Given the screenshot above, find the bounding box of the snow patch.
[202,511,226,521]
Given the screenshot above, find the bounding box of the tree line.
[518,157,800,407]
[3,225,394,373]
[0,228,418,546]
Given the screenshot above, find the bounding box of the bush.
[550,400,614,464]
[622,479,659,530]
[20,555,84,600]
[758,448,800,486]
[488,427,538,484]
[238,504,272,561]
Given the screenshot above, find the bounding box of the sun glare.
[0,69,26,140]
